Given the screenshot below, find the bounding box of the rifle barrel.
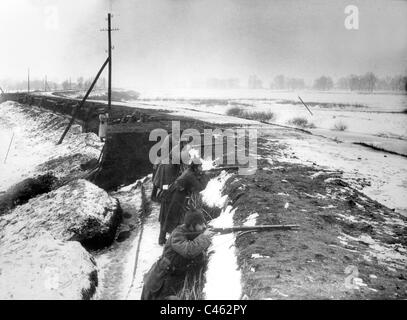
[210,224,299,233]
[203,166,240,172]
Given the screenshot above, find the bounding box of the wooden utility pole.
[44,75,48,92]
[101,13,118,110]
[27,68,30,93]
[107,13,112,109]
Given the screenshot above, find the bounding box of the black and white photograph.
[0,0,406,304]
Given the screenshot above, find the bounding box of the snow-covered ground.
[0,101,102,192]
[0,179,119,300]
[133,88,407,112]
[268,133,407,217]
[58,88,407,154]
[94,179,158,300]
[128,94,407,155]
[200,171,242,300]
[126,181,163,300]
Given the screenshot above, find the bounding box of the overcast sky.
[0,0,406,89]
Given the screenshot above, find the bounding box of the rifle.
[209,224,299,234]
[183,224,299,237]
[202,166,240,174]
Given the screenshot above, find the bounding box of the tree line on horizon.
[0,77,107,92]
[1,73,406,93]
[270,73,407,92]
[193,73,406,92]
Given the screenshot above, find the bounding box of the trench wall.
[1,92,221,191]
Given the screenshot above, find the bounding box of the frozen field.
[124,89,407,156]
[135,88,407,113]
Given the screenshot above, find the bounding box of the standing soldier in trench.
[141,209,213,300]
[151,134,179,202]
[158,158,208,245]
[151,135,194,202]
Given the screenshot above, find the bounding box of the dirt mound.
[81,90,140,102]
[36,153,98,184]
[0,179,123,299]
[0,179,121,249]
[222,142,407,299]
[0,173,57,215]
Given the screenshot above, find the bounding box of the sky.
[0,0,406,89]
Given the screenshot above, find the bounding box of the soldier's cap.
[184,209,206,227]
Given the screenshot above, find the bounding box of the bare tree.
[313,76,333,91]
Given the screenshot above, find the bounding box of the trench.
[92,173,228,300]
[1,93,243,299]
[88,131,237,299]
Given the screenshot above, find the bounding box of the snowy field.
[64,89,407,155]
[129,90,407,155]
[271,134,407,218]
[134,88,407,113]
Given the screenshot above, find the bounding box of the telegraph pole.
[101,13,118,110]
[108,13,112,109]
[27,68,30,93]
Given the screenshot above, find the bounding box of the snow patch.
[243,213,258,227]
[340,233,407,270]
[0,233,96,300]
[200,171,232,208]
[204,205,242,300]
[251,253,270,259]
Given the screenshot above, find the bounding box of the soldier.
[141,210,213,300]
[151,155,181,202]
[151,134,178,202]
[158,159,208,245]
[151,135,194,202]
